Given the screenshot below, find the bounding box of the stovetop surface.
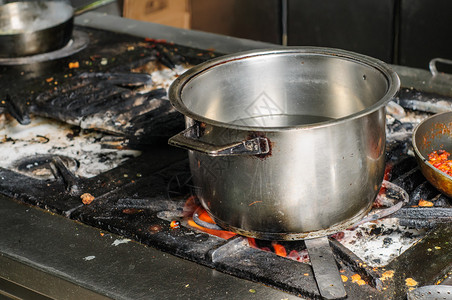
[0,18,451,300]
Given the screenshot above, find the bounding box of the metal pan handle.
[168,125,270,157]
[429,58,452,77]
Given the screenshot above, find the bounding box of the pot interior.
[180,51,391,128]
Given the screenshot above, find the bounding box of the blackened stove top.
[0,25,451,300]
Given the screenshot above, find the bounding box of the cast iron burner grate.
[0,27,451,299]
[0,140,450,299]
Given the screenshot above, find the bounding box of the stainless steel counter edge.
[0,196,301,299]
[391,64,452,97]
[74,12,278,54]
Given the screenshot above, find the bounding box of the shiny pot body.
[169,48,400,240]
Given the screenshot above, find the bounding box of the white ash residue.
[336,218,427,267]
[0,116,140,178]
[132,61,189,94]
[111,238,132,246]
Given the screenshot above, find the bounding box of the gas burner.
[0,30,89,66]
[192,206,222,230]
[12,154,78,180]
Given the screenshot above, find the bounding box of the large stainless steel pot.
[168,47,400,240]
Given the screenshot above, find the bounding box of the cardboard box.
[123,0,191,29]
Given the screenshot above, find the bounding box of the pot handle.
[429,58,452,77]
[168,125,270,156]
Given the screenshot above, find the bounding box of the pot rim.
[169,47,400,132]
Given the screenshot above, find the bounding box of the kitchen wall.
[189,0,452,70]
[286,0,395,63]
[190,0,281,44]
[398,0,452,69]
[74,0,452,70]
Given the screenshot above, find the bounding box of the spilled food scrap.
[418,199,434,207]
[351,274,366,286]
[405,277,418,287]
[379,270,395,281]
[81,193,95,205]
[68,61,79,69]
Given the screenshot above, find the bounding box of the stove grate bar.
[329,238,383,290]
[392,207,452,228]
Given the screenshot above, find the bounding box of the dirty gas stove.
[0,17,451,300]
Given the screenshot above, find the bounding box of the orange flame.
[288,249,300,260]
[187,218,236,240]
[248,237,310,263]
[272,241,287,257]
[197,208,214,223]
[374,164,394,208]
[376,164,393,201]
[184,197,236,239]
[183,197,304,262]
[248,237,258,248]
[383,163,393,181]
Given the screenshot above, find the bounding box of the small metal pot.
[412,111,452,198]
[169,47,400,240]
[0,1,74,58]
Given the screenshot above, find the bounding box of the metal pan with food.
[168,47,400,241]
[412,111,452,198]
[0,1,74,57]
[0,0,114,58]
